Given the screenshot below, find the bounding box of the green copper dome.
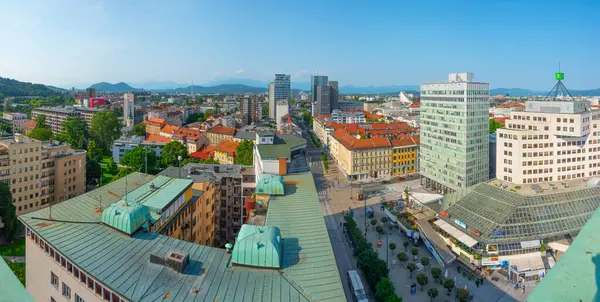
[231,225,282,269]
[101,200,151,235]
[255,175,285,195]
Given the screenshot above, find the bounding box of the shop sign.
[482,257,501,266]
[471,229,481,237]
[492,231,505,237]
[454,219,467,229]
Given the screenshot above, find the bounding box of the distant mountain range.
[3,76,600,98]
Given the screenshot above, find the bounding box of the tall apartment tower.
[240,95,262,125]
[311,75,328,116]
[420,73,490,193]
[312,85,331,116]
[268,74,291,119]
[329,81,339,111]
[123,92,136,126]
[85,88,96,98]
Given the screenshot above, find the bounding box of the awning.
[417,219,456,265]
[520,240,541,249]
[512,255,545,273]
[434,219,478,248]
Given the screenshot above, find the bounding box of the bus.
[347,270,369,302]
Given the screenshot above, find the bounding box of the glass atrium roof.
[442,182,600,243]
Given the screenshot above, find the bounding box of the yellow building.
[329,130,392,181]
[214,140,239,165]
[391,136,420,176]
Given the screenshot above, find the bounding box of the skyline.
[1,1,599,90]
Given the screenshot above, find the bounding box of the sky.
[0,0,599,90]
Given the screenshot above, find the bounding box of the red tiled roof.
[167,111,182,117]
[208,124,236,136]
[498,102,525,109]
[190,145,215,160]
[144,118,166,125]
[391,135,418,147]
[314,114,330,119]
[215,140,239,156]
[332,129,391,150]
[173,128,202,140]
[22,120,37,129]
[161,125,180,134]
[145,135,171,143]
[493,117,509,124]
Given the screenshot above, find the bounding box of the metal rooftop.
[528,205,600,301]
[265,173,345,301]
[0,258,34,302]
[19,172,343,302]
[442,180,600,243]
[256,135,306,159]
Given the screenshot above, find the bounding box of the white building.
[111,135,165,164]
[2,112,28,133]
[496,100,600,184]
[123,92,135,126]
[331,110,365,124]
[213,116,234,128]
[275,100,289,127]
[420,73,490,193]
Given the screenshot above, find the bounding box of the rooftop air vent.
[149,182,156,190]
[149,251,189,273]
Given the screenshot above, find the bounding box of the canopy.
[434,219,478,248]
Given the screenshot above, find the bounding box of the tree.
[86,158,102,187]
[203,109,214,120]
[403,241,409,251]
[456,288,471,302]
[384,294,403,302]
[421,256,430,268]
[54,116,88,149]
[431,268,442,283]
[375,277,395,302]
[235,140,254,166]
[0,123,13,135]
[376,225,383,233]
[427,288,439,302]
[0,183,21,242]
[406,262,417,278]
[416,273,428,291]
[411,247,419,259]
[381,216,388,224]
[371,218,378,227]
[107,158,118,175]
[121,146,159,174]
[90,111,121,152]
[132,123,146,136]
[397,252,407,263]
[443,278,455,296]
[160,141,188,168]
[389,243,396,253]
[27,115,52,141]
[489,119,505,134]
[87,140,103,163]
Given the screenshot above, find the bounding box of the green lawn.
[7,261,25,285]
[100,155,127,185]
[0,239,25,257]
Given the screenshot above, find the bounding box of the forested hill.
[0,77,59,98]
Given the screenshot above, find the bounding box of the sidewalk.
[2,256,25,263]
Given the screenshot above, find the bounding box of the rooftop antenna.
[543,63,574,102]
[191,80,194,96]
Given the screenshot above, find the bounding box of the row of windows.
[522,151,554,158]
[557,157,585,164]
[521,160,554,166]
[11,146,40,154]
[28,230,124,302]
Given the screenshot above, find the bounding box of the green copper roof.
[0,258,34,302]
[232,225,282,268]
[255,174,285,195]
[256,135,306,159]
[101,200,151,235]
[117,175,193,211]
[528,206,600,301]
[265,173,345,301]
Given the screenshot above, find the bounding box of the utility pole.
[144,146,147,174]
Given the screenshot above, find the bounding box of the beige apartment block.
[0,134,86,215]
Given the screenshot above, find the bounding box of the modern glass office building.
[420,73,490,193]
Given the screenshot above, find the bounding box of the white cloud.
[235,68,244,74]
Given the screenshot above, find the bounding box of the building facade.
[111,135,165,164]
[268,74,291,119]
[312,84,331,116]
[85,88,96,98]
[496,100,600,184]
[275,100,289,127]
[391,136,419,176]
[31,107,80,134]
[0,134,86,215]
[206,124,237,146]
[331,110,365,124]
[2,113,28,134]
[123,92,135,127]
[420,72,490,193]
[214,140,239,165]
[329,130,392,181]
[239,95,262,125]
